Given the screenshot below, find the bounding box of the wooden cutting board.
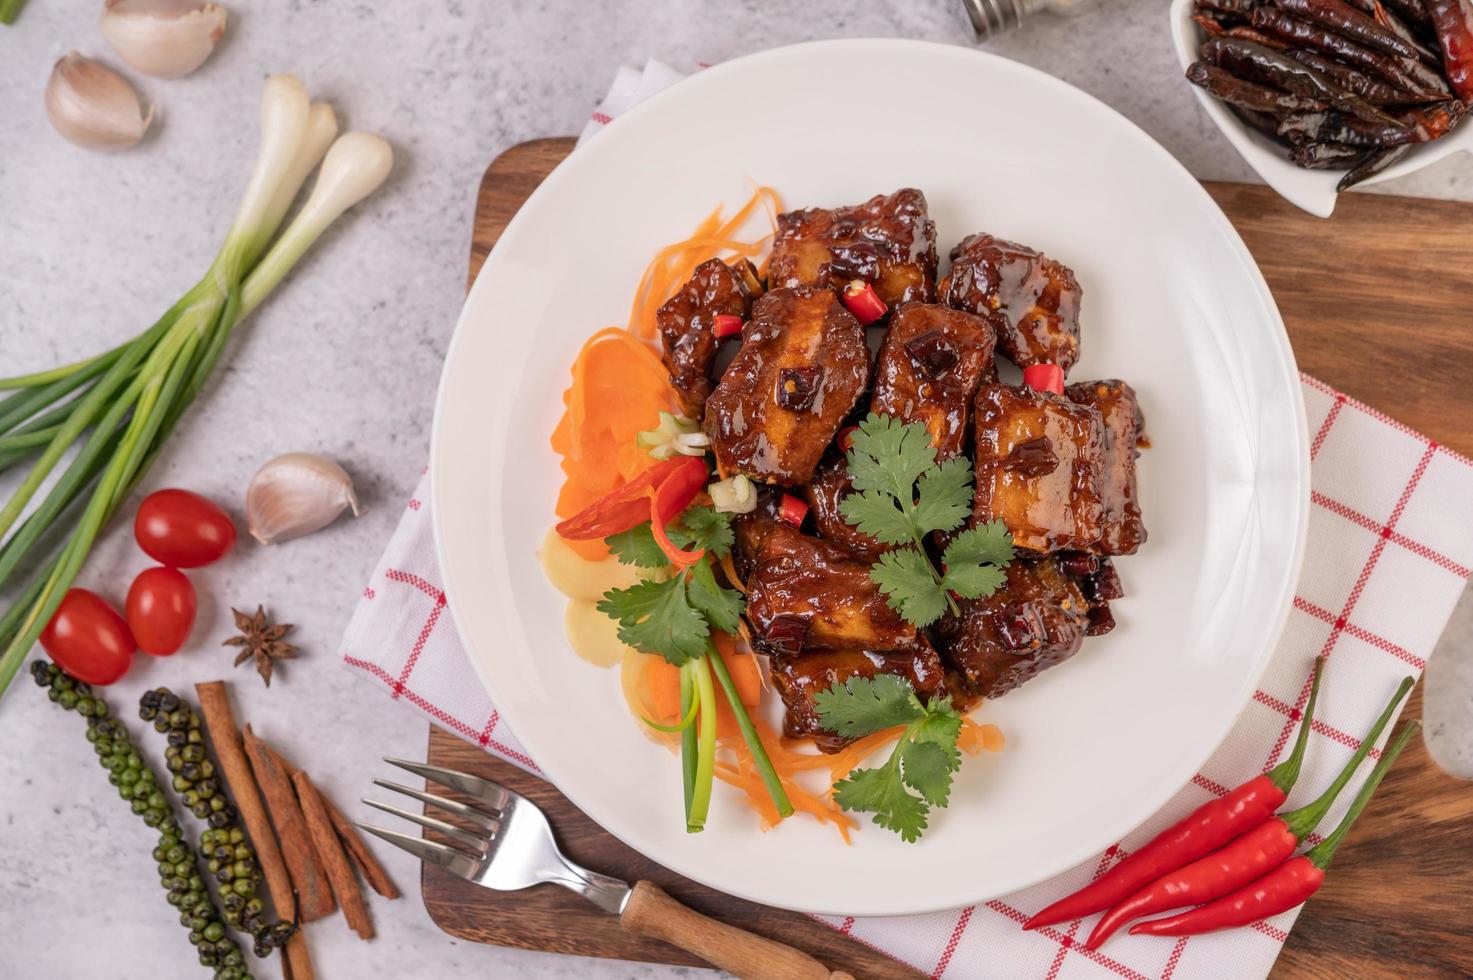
[421,138,1473,979]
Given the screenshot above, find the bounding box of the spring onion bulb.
[0,73,393,699]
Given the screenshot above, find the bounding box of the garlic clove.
[45,52,154,151]
[100,0,227,80]
[245,452,360,545]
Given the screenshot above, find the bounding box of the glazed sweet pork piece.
[972,382,1106,553]
[934,555,1091,698]
[655,257,764,416]
[1057,550,1125,637]
[870,302,998,460]
[940,233,1083,373]
[767,189,938,306]
[743,524,916,655]
[1066,379,1147,556]
[704,286,871,486]
[803,452,890,559]
[772,643,946,753]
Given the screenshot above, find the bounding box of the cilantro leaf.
[899,739,957,807]
[812,674,923,738]
[604,523,668,568]
[913,456,974,535]
[833,762,931,843]
[686,560,744,635]
[942,521,1015,568]
[871,548,948,629]
[817,677,968,841]
[938,522,1014,600]
[838,490,916,546]
[671,506,734,558]
[596,577,707,666]
[845,413,936,502]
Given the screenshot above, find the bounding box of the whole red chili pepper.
[1427,0,1473,102]
[1086,674,1413,949]
[1130,719,1419,938]
[1025,658,1325,931]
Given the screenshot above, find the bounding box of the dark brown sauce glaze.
[655,258,763,416]
[1066,379,1147,556]
[767,189,938,307]
[940,233,1082,373]
[771,642,946,753]
[744,524,916,654]
[972,383,1106,553]
[869,303,997,460]
[933,555,1090,698]
[704,286,870,486]
[803,452,891,559]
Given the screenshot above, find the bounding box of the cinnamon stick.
[294,770,375,939]
[194,681,315,980]
[242,723,336,923]
[273,745,400,900]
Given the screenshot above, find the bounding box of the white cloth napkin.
[341,62,1473,979]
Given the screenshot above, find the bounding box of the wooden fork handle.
[621,880,854,980]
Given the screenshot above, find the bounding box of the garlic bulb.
[245,452,360,545]
[100,0,227,79]
[45,52,154,151]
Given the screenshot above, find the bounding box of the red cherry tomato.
[126,566,197,656]
[134,489,237,568]
[40,589,135,685]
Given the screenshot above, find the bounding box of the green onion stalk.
[662,639,793,833]
[0,0,27,26]
[0,76,394,700]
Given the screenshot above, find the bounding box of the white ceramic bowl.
[431,38,1309,915]
[1169,0,1473,217]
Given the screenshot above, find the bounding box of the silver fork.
[360,758,854,980]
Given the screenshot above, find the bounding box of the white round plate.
[431,39,1309,916]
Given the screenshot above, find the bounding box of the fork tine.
[372,778,500,830]
[384,757,515,812]
[355,823,482,880]
[362,797,497,851]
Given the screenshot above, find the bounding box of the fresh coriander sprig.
[814,674,963,842]
[840,413,1013,627]
[596,506,793,829]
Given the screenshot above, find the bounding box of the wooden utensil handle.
[621,880,854,980]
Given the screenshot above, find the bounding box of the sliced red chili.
[778,494,809,527]
[837,425,858,452]
[556,457,691,541]
[1022,363,1065,396]
[712,314,744,338]
[649,456,710,568]
[841,279,888,325]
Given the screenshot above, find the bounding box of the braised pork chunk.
[768,189,938,307]
[704,286,870,486]
[655,258,763,416]
[972,383,1106,554]
[803,452,889,560]
[1066,380,1147,556]
[870,302,997,461]
[772,644,946,753]
[744,524,916,655]
[941,233,1082,373]
[934,555,1090,698]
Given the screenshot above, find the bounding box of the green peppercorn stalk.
[0,77,393,700]
[31,663,253,979]
[141,687,294,956]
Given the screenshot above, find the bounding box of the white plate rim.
[430,37,1311,916]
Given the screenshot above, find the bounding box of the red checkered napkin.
[340,65,1473,979]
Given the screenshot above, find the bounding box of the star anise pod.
[223,606,297,687]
